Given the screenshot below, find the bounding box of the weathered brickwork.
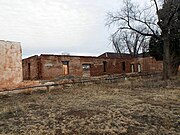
[0,40,22,88]
[135,57,163,73]
[40,55,82,80]
[22,54,163,80]
[22,55,40,80]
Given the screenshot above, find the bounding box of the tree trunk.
[170,60,179,76]
[163,31,180,79]
[163,31,171,80]
[170,51,180,76]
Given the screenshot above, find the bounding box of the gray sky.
[0,0,145,58]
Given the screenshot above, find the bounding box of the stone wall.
[0,40,22,88]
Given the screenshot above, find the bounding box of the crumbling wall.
[0,40,22,88]
[80,57,133,76]
[22,55,39,80]
[40,55,82,80]
[135,57,163,73]
[39,55,134,79]
[22,54,163,80]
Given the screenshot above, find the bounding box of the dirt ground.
[0,81,179,135]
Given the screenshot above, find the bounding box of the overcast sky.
[0,0,146,58]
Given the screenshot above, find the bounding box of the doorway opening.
[82,64,91,77]
[130,64,135,73]
[62,61,69,75]
[122,62,126,72]
[28,63,31,79]
[103,61,107,72]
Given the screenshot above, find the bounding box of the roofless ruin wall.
[0,40,22,88]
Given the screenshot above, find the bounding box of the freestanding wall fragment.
[0,40,22,88]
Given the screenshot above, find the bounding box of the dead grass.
[0,81,179,135]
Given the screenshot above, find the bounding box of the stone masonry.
[0,40,22,88]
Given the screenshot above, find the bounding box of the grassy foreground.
[0,82,179,135]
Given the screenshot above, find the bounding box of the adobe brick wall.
[0,40,22,88]
[134,57,163,73]
[22,54,163,80]
[40,55,135,79]
[40,55,82,80]
[80,57,133,76]
[23,55,135,80]
[22,55,39,80]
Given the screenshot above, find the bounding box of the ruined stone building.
[22,52,163,80]
[0,40,22,88]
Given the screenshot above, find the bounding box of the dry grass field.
[0,79,179,135]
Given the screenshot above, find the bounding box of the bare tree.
[157,0,180,79]
[107,0,180,79]
[106,0,159,37]
[111,30,148,57]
